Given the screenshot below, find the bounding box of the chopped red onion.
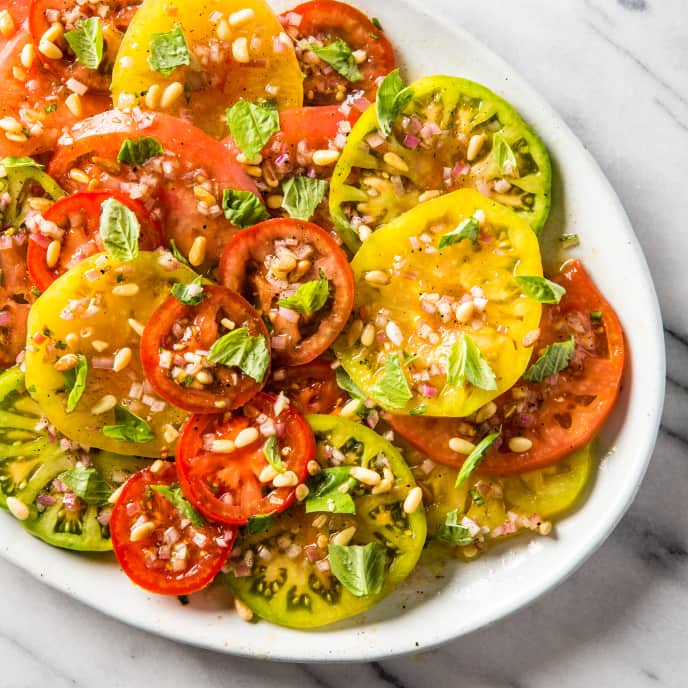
[403,134,420,150]
[452,162,470,178]
[97,508,112,526]
[419,383,438,398]
[353,96,372,112]
[271,334,289,350]
[0,311,11,326]
[278,306,299,323]
[62,492,80,511]
[37,494,56,506]
[366,132,385,149]
[92,356,113,370]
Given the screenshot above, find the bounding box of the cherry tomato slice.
[266,359,344,415]
[176,393,315,525]
[281,0,395,106]
[141,285,270,414]
[219,218,354,366]
[110,461,234,595]
[27,191,162,291]
[387,260,626,474]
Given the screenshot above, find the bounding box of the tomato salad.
[0,0,624,630]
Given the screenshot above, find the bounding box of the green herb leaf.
[64,17,103,70]
[370,353,412,409]
[102,406,155,444]
[99,197,140,262]
[469,488,485,506]
[169,239,191,267]
[523,336,575,384]
[207,327,270,383]
[311,39,363,82]
[376,69,412,137]
[305,467,357,514]
[277,271,329,315]
[246,513,276,534]
[455,430,501,488]
[44,104,58,114]
[438,217,480,249]
[559,233,580,248]
[148,25,190,76]
[263,435,285,474]
[221,188,269,228]
[328,542,386,597]
[335,366,367,401]
[436,509,475,546]
[57,466,110,505]
[151,483,204,527]
[63,354,87,413]
[371,17,383,30]
[590,310,602,322]
[226,99,280,160]
[516,275,566,304]
[447,334,497,391]
[117,137,164,166]
[409,404,427,416]
[1,156,43,169]
[281,176,328,221]
[492,132,518,176]
[171,276,206,306]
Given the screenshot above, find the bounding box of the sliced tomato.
[0,300,29,368]
[29,0,140,93]
[141,285,270,414]
[281,0,395,106]
[110,462,235,595]
[266,359,344,415]
[219,218,354,366]
[387,260,625,474]
[27,191,162,291]
[176,393,314,525]
[48,109,259,271]
[0,1,30,31]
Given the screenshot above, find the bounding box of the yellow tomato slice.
[25,251,198,457]
[333,189,543,417]
[111,0,303,137]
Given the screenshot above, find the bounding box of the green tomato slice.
[25,251,197,457]
[333,189,543,417]
[225,414,427,629]
[330,75,552,250]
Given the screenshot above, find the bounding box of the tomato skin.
[176,393,315,525]
[140,285,270,414]
[387,260,625,475]
[27,191,162,291]
[110,462,235,595]
[219,218,355,366]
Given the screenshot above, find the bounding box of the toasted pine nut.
[538,521,552,536]
[266,194,283,209]
[112,283,139,297]
[229,8,255,26]
[6,496,29,521]
[466,133,485,161]
[0,10,16,38]
[41,22,63,43]
[130,520,155,542]
[91,394,117,415]
[522,328,541,347]
[220,318,235,330]
[234,597,254,621]
[364,270,390,286]
[360,323,376,347]
[150,459,165,474]
[65,93,82,118]
[193,185,217,205]
[163,424,179,444]
[113,347,132,372]
[371,467,394,495]
[462,545,479,559]
[68,168,90,185]
[91,340,109,352]
[259,464,278,483]
[346,319,364,347]
[5,131,27,143]
[312,149,340,166]
[307,460,321,476]
[236,152,263,165]
[45,240,61,268]
[235,427,259,448]
[350,466,381,486]
[211,439,236,453]
[340,398,362,419]
[455,300,474,324]
[20,42,35,69]
[38,39,63,60]
[448,437,475,455]
[128,318,144,336]
[232,37,250,63]
[65,332,79,349]
[352,49,367,64]
[295,484,309,501]
[273,470,298,488]
[144,84,161,109]
[403,486,423,514]
[216,18,231,40]
[53,353,79,372]
[508,436,533,453]
[332,526,357,546]
[418,189,441,203]
[0,116,22,133]
[108,484,125,504]
[383,151,409,172]
[188,236,206,267]
[195,370,213,385]
[160,81,184,109]
[475,401,498,424]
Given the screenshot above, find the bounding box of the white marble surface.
[2,0,687,685]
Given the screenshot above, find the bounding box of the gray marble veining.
[1,1,687,686]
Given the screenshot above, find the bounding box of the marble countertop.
[2,1,687,686]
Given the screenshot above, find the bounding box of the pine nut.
[383,151,409,172]
[128,318,144,336]
[538,521,552,536]
[273,470,298,488]
[42,23,63,43]
[462,545,479,559]
[144,83,161,109]
[229,8,255,26]
[259,464,278,483]
[5,131,27,143]
[112,283,139,296]
[193,185,217,205]
[234,597,254,621]
[312,149,340,166]
[448,437,475,455]
[358,224,372,241]
[331,526,355,546]
[360,323,376,347]
[352,49,367,64]
[307,460,321,476]
[235,427,259,448]
[6,496,29,521]
[91,340,108,352]
[466,133,485,161]
[232,37,250,63]
[80,327,94,338]
[371,467,394,494]
[45,240,61,268]
[508,436,533,453]
[522,328,541,347]
[68,168,90,185]
[364,270,390,286]
[116,92,136,110]
[266,194,283,209]
[161,81,184,109]
[236,152,262,165]
[346,319,364,346]
[244,165,262,177]
[385,320,403,346]
[403,486,423,514]
[65,332,79,349]
[20,42,35,69]
[150,459,165,474]
[475,401,497,424]
[91,394,117,415]
[163,424,179,444]
[65,93,82,118]
[340,398,362,419]
[108,484,125,504]
[418,189,441,203]
[295,484,309,501]
[211,439,236,453]
[130,520,155,542]
[349,466,380,486]
[220,318,235,330]
[38,39,63,60]
[113,347,132,372]
[188,236,206,267]
[455,300,474,324]
[0,116,22,133]
[195,370,213,385]
[0,10,16,38]
[216,18,231,40]
[53,353,79,372]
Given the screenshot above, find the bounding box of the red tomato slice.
[387,260,626,475]
[0,1,30,29]
[176,393,315,525]
[140,285,270,414]
[110,461,234,595]
[219,218,354,366]
[27,191,162,291]
[29,0,140,93]
[281,0,395,106]
[266,359,344,415]
[48,109,260,271]
[0,299,29,368]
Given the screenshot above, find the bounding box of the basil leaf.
[328,542,386,597]
[226,99,280,160]
[371,17,383,30]
[63,354,88,413]
[2,157,43,169]
[447,334,497,391]
[277,272,329,315]
[281,176,328,221]
[102,406,155,443]
[369,353,412,409]
[169,239,190,267]
[263,435,285,473]
[523,336,575,384]
[311,39,363,82]
[305,467,357,514]
[492,132,518,176]
[148,26,190,76]
[438,217,480,249]
[150,483,204,527]
[45,104,58,113]
[117,137,163,166]
[376,69,412,137]
[171,276,206,306]
[99,198,140,262]
[207,327,270,383]
[247,513,276,534]
[409,404,426,416]
[335,366,367,401]
[516,276,566,304]
[455,431,501,488]
[436,509,475,546]
[57,466,110,505]
[64,17,103,70]
[221,189,269,228]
